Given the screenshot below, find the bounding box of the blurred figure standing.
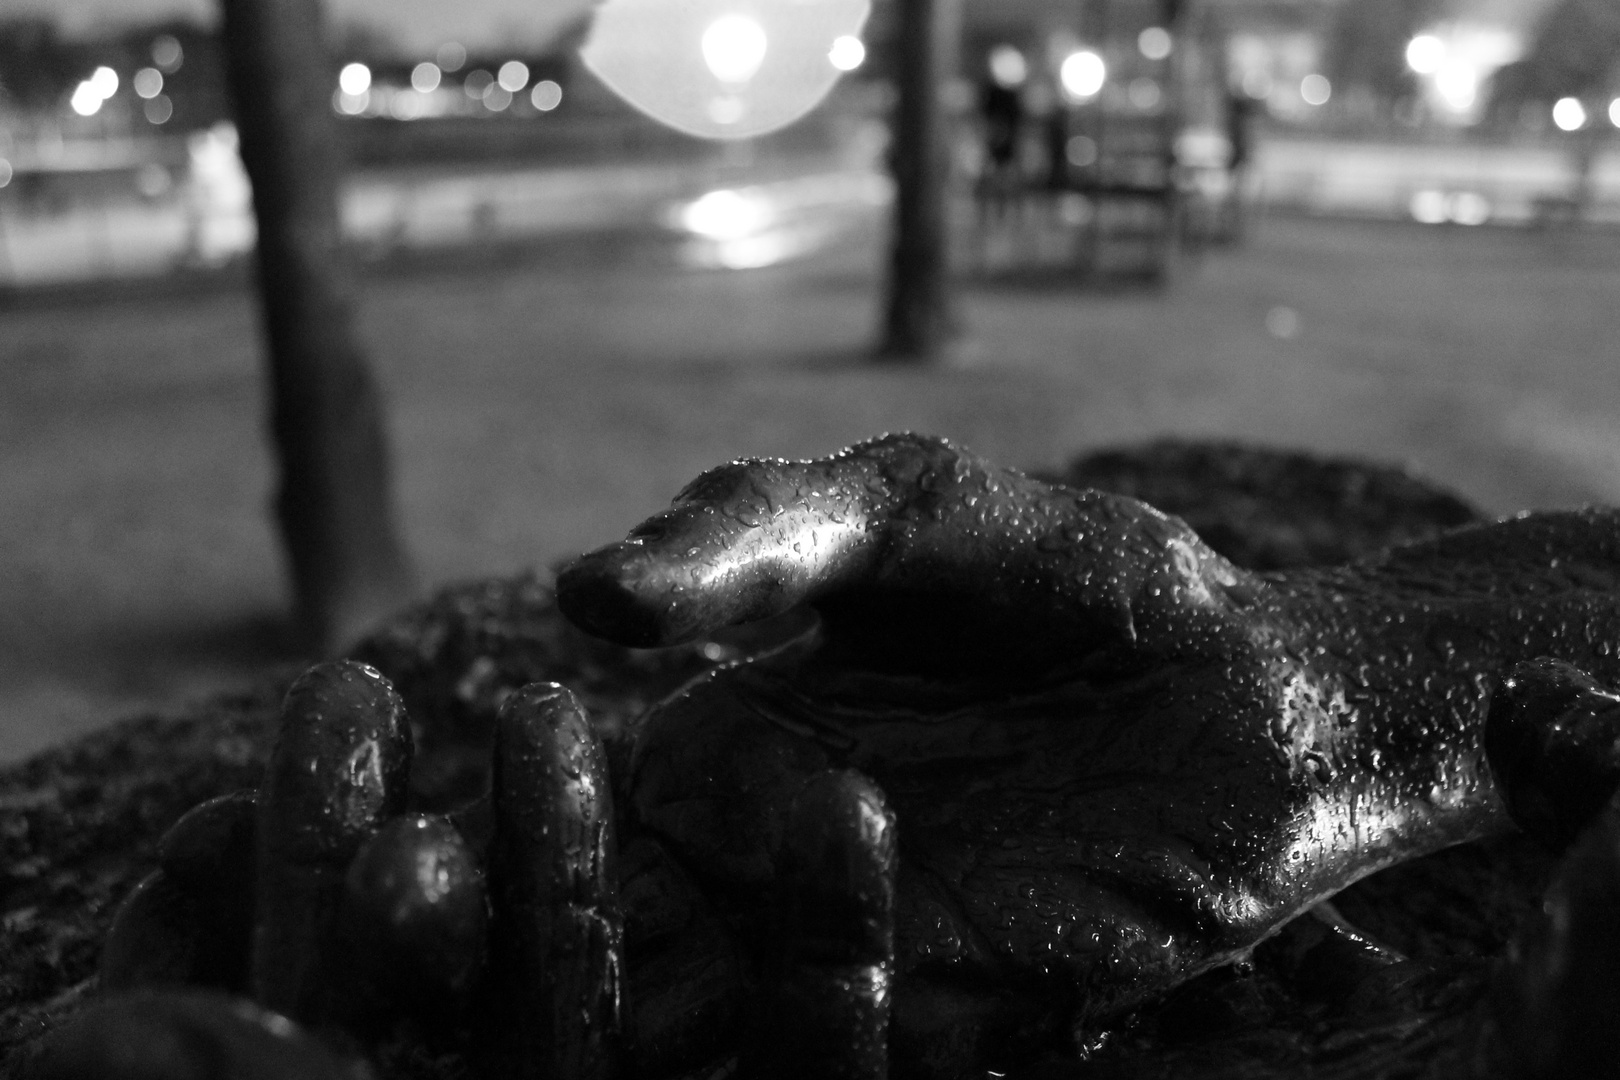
[974,44,1030,245]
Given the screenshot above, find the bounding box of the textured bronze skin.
[557,433,1620,1024]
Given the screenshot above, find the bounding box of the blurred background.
[1,0,1618,760]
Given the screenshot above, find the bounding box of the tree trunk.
[218,0,415,654]
[879,0,963,361]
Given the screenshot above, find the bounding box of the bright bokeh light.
[497,60,530,92]
[1434,64,1477,111]
[702,15,769,83]
[145,95,173,124]
[411,62,441,93]
[70,81,104,116]
[89,66,119,98]
[1138,26,1172,61]
[1406,34,1445,75]
[582,0,869,140]
[1611,97,1620,128]
[436,42,466,72]
[152,34,182,72]
[1552,96,1586,131]
[339,62,371,96]
[1300,73,1331,106]
[0,158,12,188]
[1060,50,1105,99]
[681,188,770,240]
[528,80,560,110]
[828,35,864,71]
[988,45,1026,88]
[133,67,163,99]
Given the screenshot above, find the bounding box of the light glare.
[1060,50,1105,99]
[339,62,371,96]
[682,188,770,240]
[70,82,104,116]
[1405,34,1445,75]
[701,15,768,84]
[1552,96,1586,131]
[828,35,865,72]
[1434,64,1477,111]
[89,66,119,98]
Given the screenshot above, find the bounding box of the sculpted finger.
[252,662,413,1026]
[484,682,623,1080]
[558,433,1251,674]
[555,441,900,647]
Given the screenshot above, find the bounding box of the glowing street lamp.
[702,15,768,83]
[581,0,870,139]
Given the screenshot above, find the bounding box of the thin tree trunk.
[879,0,963,361]
[218,0,415,654]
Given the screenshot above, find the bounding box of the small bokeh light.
[464,69,494,100]
[988,44,1026,88]
[133,67,164,99]
[0,158,13,189]
[497,61,530,93]
[1137,26,1171,61]
[1552,96,1587,131]
[411,62,441,93]
[1610,97,1620,128]
[436,42,467,72]
[1065,135,1098,167]
[828,35,865,72]
[1060,50,1105,100]
[531,80,563,111]
[151,34,182,73]
[1300,74,1331,106]
[144,94,174,124]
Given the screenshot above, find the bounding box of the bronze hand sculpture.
[558,432,1620,1060]
[46,433,1620,1080]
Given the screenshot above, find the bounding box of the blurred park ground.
[4,0,1620,759]
[5,206,1618,761]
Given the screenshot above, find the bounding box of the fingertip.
[555,543,680,647]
